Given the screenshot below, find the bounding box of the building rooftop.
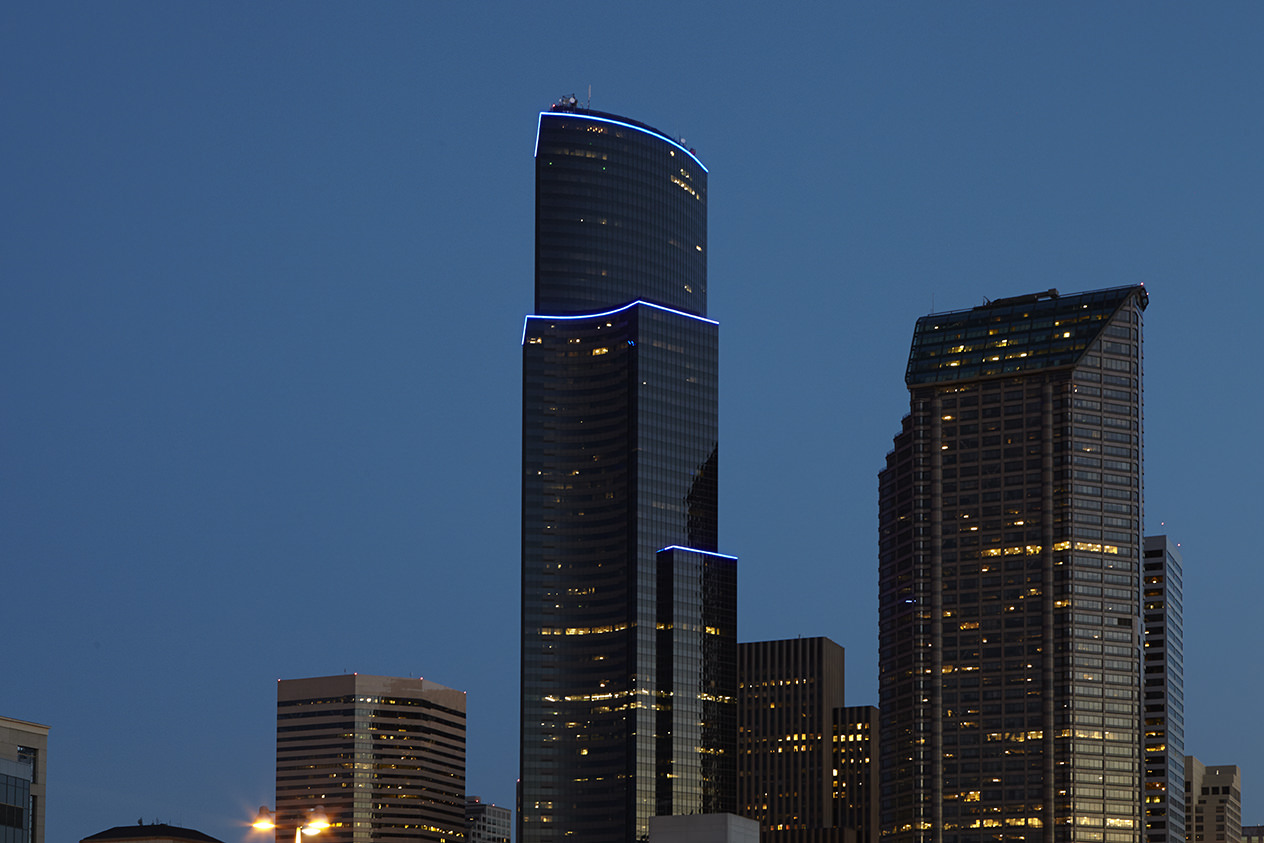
[541,97,705,170]
[81,824,225,843]
[905,284,1147,386]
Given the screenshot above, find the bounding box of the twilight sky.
[3,3,1262,841]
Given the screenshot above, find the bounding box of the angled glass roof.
[905,284,1147,386]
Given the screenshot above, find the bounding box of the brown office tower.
[834,706,879,843]
[275,675,465,843]
[1184,759,1241,843]
[739,638,857,843]
[879,286,1148,843]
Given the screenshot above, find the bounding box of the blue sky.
[3,3,1262,841]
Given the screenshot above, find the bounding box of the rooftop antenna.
[587,84,592,110]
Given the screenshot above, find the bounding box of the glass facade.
[0,763,31,843]
[534,109,707,317]
[879,285,1148,843]
[521,104,735,843]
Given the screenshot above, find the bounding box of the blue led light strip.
[535,112,708,173]
[522,300,718,345]
[657,545,738,561]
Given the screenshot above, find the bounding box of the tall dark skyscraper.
[879,286,1148,843]
[520,100,737,842]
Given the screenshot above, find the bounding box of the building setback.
[1,715,48,843]
[1143,536,1185,843]
[274,675,465,843]
[879,286,1148,843]
[520,99,737,842]
[1184,759,1241,843]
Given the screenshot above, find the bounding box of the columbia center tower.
[520,101,737,842]
[879,286,1148,843]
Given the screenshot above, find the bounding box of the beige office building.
[1185,758,1241,843]
[275,674,465,843]
[1,715,48,843]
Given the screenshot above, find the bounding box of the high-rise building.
[738,638,848,842]
[520,99,737,842]
[1184,759,1241,843]
[274,675,465,843]
[465,797,510,843]
[1143,536,1185,843]
[879,285,1149,843]
[1,715,48,843]
[736,640,878,843]
[834,706,879,843]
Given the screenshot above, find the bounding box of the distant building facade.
[275,675,465,843]
[1143,536,1185,843]
[81,824,224,843]
[1184,759,1241,843]
[1239,826,1262,843]
[465,797,510,843]
[879,286,1149,843]
[834,706,879,843]
[1,715,48,843]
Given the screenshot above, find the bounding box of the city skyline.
[4,4,1263,842]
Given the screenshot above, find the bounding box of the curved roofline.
[522,299,718,344]
[535,110,708,173]
[658,545,738,561]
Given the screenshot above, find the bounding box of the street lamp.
[251,806,330,843]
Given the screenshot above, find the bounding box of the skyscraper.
[520,99,737,842]
[274,675,465,843]
[738,637,848,842]
[1143,536,1185,843]
[879,285,1148,843]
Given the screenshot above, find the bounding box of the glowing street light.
[251,806,330,843]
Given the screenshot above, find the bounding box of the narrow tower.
[520,100,737,842]
[1143,535,1185,843]
[879,285,1148,843]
